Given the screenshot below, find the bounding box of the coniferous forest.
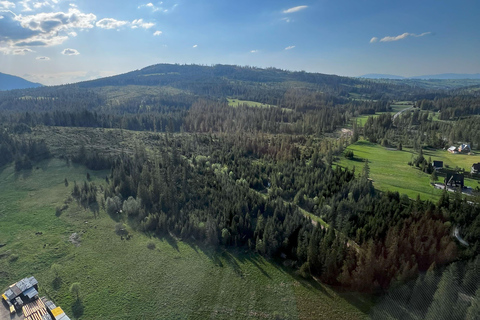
[0,64,479,319]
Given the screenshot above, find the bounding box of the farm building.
[444,173,464,189]
[2,277,70,320]
[472,163,480,174]
[448,146,458,154]
[433,160,443,170]
[458,144,471,154]
[2,276,38,313]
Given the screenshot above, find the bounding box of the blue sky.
[1,0,479,85]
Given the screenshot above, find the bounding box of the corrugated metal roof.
[42,314,53,320]
[4,288,16,300]
[45,300,57,311]
[28,276,38,287]
[23,287,38,299]
[56,314,71,320]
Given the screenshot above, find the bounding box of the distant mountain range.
[360,73,480,80]
[0,72,42,91]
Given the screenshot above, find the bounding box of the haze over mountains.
[360,73,480,80]
[0,72,42,91]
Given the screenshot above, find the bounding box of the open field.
[337,141,480,202]
[227,98,278,109]
[353,103,413,127]
[0,159,371,320]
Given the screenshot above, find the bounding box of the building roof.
[45,300,57,311]
[51,306,65,318]
[23,287,38,299]
[4,288,16,300]
[11,285,22,297]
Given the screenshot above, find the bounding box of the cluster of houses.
[447,143,472,154]
[2,276,70,320]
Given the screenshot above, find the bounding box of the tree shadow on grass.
[72,299,84,318]
[52,277,62,290]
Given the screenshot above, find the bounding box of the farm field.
[0,159,372,320]
[337,141,480,202]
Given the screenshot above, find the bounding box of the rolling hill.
[0,72,42,91]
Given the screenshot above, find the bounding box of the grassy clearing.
[0,159,371,319]
[337,141,480,202]
[227,98,273,108]
[353,103,412,127]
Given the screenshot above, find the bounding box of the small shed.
[433,160,443,170]
[472,163,480,174]
[445,173,464,188]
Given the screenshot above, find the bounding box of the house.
[433,160,443,170]
[448,146,458,154]
[458,144,471,153]
[445,173,464,189]
[472,163,480,174]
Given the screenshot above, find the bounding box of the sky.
[1,0,480,85]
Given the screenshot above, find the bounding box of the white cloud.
[0,1,15,9]
[378,32,431,42]
[0,7,97,53]
[370,37,378,43]
[69,3,77,8]
[283,5,307,14]
[96,18,128,29]
[131,18,154,29]
[250,50,258,53]
[61,48,79,55]
[33,1,50,9]
[153,30,162,36]
[285,45,295,50]
[17,8,97,33]
[192,44,197,48]
[13,47,33,54]
[281,17,291,23]
[138,2,177,13]
[36,55,49,60]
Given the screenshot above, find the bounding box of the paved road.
[393,105,414,120]
[454,226,469,247]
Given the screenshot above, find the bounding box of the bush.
[9,254,19,262]
[344,150,354,160]
[147,240,156,250]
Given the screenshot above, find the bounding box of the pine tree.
[465,287,480,320]
[425,263,459,320]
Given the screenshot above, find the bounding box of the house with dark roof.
[445,173,464,189]
[433,160,443,170]
[472,163,480,174]
[458,144,471,154]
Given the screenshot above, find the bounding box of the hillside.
[0,72,42,91]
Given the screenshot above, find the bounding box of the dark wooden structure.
[444,173,464,188]
[433,160,443,170]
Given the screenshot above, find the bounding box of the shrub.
[147,240,156,250]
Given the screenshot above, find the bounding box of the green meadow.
[337,141,480,202]
[353,103,412,127]
[0,159,371,320]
